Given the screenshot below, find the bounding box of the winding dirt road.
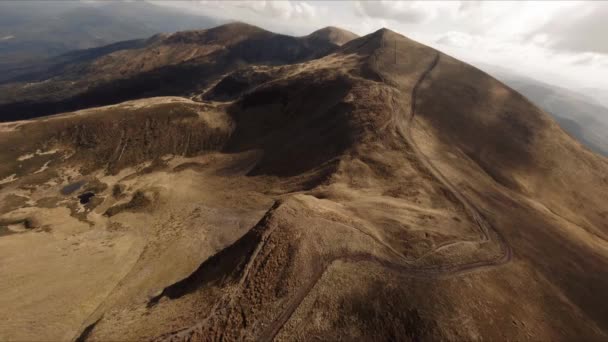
[157,47,513,342]
[256,50,513,342]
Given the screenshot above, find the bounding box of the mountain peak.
[162,21,270,45]
[306,26,359,46]
[371,27,407,40]
[338,26,425,59]
[213,21,268,33]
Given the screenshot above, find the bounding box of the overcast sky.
[154,0,608,100]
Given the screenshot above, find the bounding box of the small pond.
[61,180,86,195]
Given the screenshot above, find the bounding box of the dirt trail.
[256,51,513,342]
[155,49,514,342]
[400,52,512,265]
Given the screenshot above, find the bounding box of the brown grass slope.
[70,29,608,341]
[0,25,607,341]
[415,52,608,237]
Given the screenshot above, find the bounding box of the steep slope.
[0,24,607,341]
[489,69,608,157]
[413,52,608,238]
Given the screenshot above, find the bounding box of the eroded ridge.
[154,50,513,342]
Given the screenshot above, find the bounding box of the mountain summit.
[305,26,359,46]
[0,24,607,341]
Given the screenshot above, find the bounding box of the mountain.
[0,1,222,76]
[579,87,608,108]
[0,24,607,341]
[481,65,608,157]
[305,26,359,46]
[0,23,358,121]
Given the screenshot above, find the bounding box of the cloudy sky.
[154,0,608,100]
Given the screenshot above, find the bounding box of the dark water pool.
[78,192,95,204]
[61,180,85,195]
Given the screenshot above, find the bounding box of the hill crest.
[305,26,359,46]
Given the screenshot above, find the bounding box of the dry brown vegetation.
[0,24,607,341]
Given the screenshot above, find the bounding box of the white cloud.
[569,53,608,67]
[354,1,472,25]
[294,2,316,20]
[234,1,316,20]
[354,1,429,23]
[436,31,476,49]
[531,2,608,55]
[197,0,317,21]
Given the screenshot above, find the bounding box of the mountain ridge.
[0,1,223,66]
[0,22,359,122]
[0,23,607,341]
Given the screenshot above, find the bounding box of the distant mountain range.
[480,64,608,157]
[2,1,605,161]
[0,1,222,70]
[0,23,355,121]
